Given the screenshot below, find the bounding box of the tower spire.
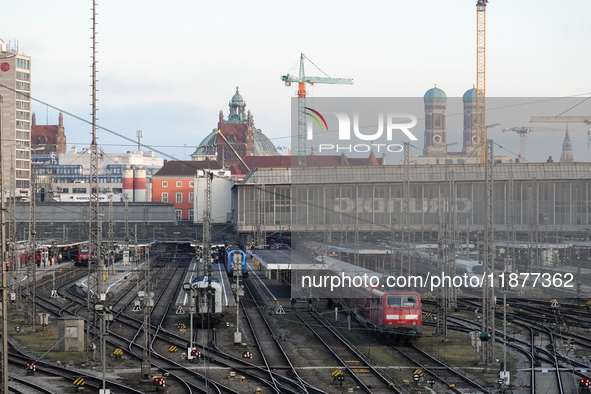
[559,130,574,162]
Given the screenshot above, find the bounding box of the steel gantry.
[480,140,495,365]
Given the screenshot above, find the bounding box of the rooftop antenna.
[136,129,143,153]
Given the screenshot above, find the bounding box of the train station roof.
[241,162,591,185]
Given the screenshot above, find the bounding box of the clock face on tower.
[433,135,442,144]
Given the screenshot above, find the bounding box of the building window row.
[175,210,182,221]
[16,160,29,169]
[16,111,29,120]
[189,192,194,203]
[188,209,194,222]
[16,81,30,91]
[16,92,30,101]
[15,140,30,149]
[15,150,30,159]
[16,71,30,81]
[176,181,182,187]
[176,193,182,203]
[16,180,29,188]
[162,181,168,187]
[16,101,30,110]
[161,192,168,203]
[16,131,30,140]
[16,170,29,179]
[16,121,30,130]
[16,58,30,69]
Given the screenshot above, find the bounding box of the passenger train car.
[295,241,422,343]
[328,267,422,342]
[191,275,223,325]
[223,245,247,278]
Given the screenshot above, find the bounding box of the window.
[189,181,194,187]
[16,111,29,120]
[16,180,29,188]
[457,159,465,165]
[188,209,194,222]
[176,193,182,203]
[161,192,168,203]
[445,159,453,165]
[16,150,30,159]
[16,101,30,110]
[175,209,182,221]
[16,71,30,81]
[16,160,29,169]
[176,181,182,187]
[16,130,30,140]
[189,193,194,203]
[16,140,30,149]
[16,121,30,129]
[162,181,168,187]
[16,170,29,179]
[16,58,30,69]
[16,81,30,91]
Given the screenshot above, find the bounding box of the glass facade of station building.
[233,164,591,232]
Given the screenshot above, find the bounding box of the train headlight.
[412,322,416,325]
[388,322,392,325]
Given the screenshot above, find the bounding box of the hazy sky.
[1,0,590,163]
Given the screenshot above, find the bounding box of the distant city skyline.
[1,0,590,163]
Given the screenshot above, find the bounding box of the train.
[222,245,247,278]
[455,259,484,279]
[324,259,423,343]
[191,275,223,324]
[295,241,422,343]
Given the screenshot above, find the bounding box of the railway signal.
[25,363,35,375]
[153,376,166,389]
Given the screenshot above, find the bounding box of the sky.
[1,0,590,163]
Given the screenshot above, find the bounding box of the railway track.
[241,276,327,394]
[295,310,404,394]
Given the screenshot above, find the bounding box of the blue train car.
[225,246,247,278]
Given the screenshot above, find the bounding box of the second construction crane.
[282,53,353,167]
[475,0,488,163]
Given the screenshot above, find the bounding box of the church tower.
[560,131,574,162]
[423,86,447,156]
[462,87,478,155]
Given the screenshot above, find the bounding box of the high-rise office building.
[0,39,32,197]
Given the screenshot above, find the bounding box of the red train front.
[367,289,422,340]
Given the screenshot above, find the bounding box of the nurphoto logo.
[304,107,418,153]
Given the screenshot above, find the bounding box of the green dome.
[230,87,244,105]
[424,86,447,103]
[463,87,478,103]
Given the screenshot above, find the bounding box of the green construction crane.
[281,53,353,167]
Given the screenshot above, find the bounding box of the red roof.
[32,125,58,147]
[153,160,222,177]
[229,153,384,176]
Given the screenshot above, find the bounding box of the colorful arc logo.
[304,107,328,131]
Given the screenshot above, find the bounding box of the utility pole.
[233,253,244,345]
[507,161,515,273]
[437,193,448,339]
[402,141,411,278]
[140,250,152,379]
[253,184,266,249]
[447,169,457,309]
[26,174,36,331]
[480,139,495,365]
[87,0,106,374]
[124,195,129,265]
[108,195,114,275]
[0,94,9,394]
